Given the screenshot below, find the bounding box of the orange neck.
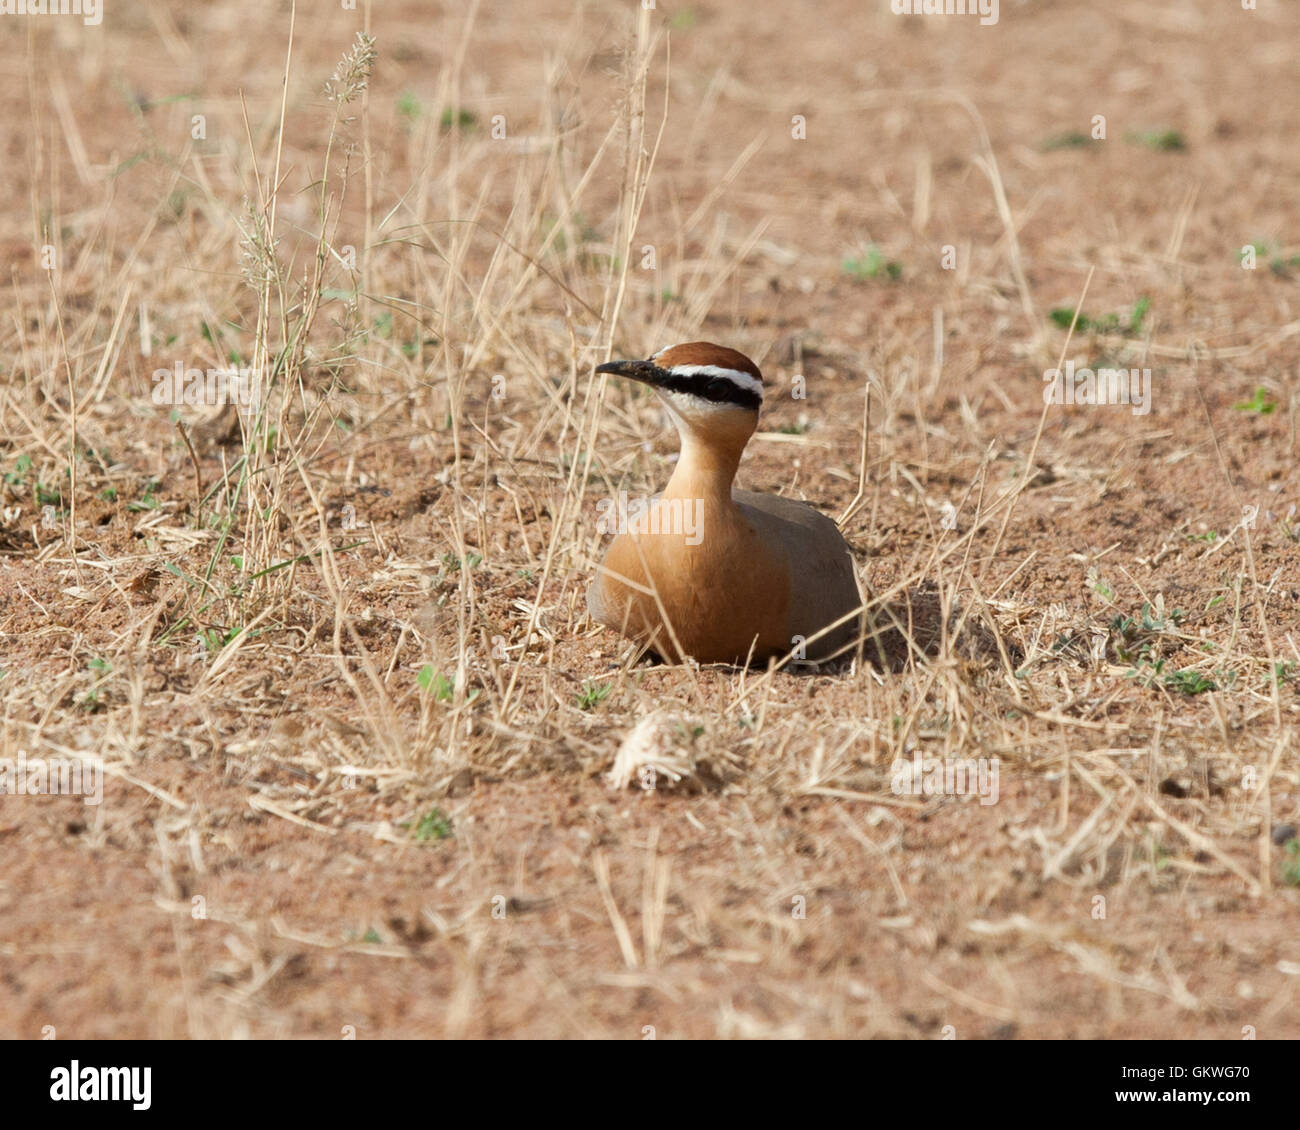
[663,414,754,504]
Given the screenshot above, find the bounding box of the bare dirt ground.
[2,0,1299,1039]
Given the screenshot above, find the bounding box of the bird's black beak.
[595,358,664,388]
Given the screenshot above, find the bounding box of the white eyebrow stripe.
[662,364,764,397]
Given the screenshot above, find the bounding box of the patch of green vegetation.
[400,335,438,359]
[1126,128,1186,152]
[1126,658,1216,695]
[1109,601,1186,663]
[1283,840,1300,887]
[1039,131,1092,151]
[441,552,483,572]
[1149,837,1173,871]
[79,656,112,711]
[0,453,62,509]
[164,189,189,221]
[776,415,812,435]
[540,211,605,264]
[418,665,454,702]
[842,246,902,282]
[128,480,162,512]
[407,808,453,842]
[1186,530,1218,544]
[416,666,477,705]
[1232,387,1276,415]
[576,681,612,711]
[397,90,422,121]
[1049,296,1149,336]
[1241,240,1300,276]
[669,6,697,30]
[3,453,32,487]
[1090,573,1116,603]
[1165,668,1217,695]
[161,561,198,588]
[197,626,241,653]
[1269,254,1300,277]
[440,106,478,132]
[361,927,383,943]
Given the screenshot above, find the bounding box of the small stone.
[1271,823,1297,846]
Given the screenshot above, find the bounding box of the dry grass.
[1,0,1299,1039]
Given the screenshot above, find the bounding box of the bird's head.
[596,342,762,445]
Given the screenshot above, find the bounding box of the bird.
[588,341,862,666]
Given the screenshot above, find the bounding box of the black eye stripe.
[652,366,762,410]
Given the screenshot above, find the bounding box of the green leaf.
[418,665,455,702]
[1232,387,1276,414]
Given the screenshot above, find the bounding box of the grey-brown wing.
[733,489,861,659]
